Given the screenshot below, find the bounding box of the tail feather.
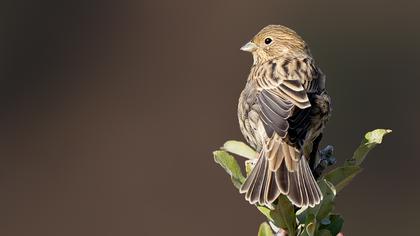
[251,156,267,204]
[265,170,280,203]
[302,157,322,205]
[241,152,267,204]
[240,152,322,208]
[287,166,302,206]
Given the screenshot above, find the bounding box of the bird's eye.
[264,38,272,45]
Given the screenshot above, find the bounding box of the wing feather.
[255,58,313,172]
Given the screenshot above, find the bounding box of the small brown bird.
[238,25,331,208]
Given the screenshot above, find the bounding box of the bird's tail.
[240,150,322,208]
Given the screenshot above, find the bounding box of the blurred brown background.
[0,0,419,235]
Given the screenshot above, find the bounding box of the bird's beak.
[240,41,258,52]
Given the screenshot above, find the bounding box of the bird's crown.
[241,25,309,64]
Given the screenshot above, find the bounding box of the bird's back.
[238,56,330,153]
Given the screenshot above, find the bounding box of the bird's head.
[241,25,309,64]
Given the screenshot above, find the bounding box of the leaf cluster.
[213,129,391,236]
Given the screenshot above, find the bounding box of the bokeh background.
[1,0,419,235]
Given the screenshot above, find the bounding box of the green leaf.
[324,166,362,192]
[257,205,289,231]
[324,129,390,192]
[298,179,336,226]
[346,129,392,166]
[213,150,246,189]
[245,160,253,176]
[258,222,274,236]
[305,214,316,236]
[257,206,276,224]
[365,129,392,144]
[298,214,315,236]
[315,180,336,221]
[222,140,258,159]
[257,196,297,236]
[318,214,344,236]
[318,229,333,236]
[276,196,297,235]
[328,215,344,235]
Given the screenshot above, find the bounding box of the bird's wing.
[255,58,312,138]
[255,57,316,171]
[255,59,311,110]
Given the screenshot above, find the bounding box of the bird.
[238,25,331,208]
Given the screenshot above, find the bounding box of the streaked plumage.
[238,25,331,208]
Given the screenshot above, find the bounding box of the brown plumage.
[238,25,331,208]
